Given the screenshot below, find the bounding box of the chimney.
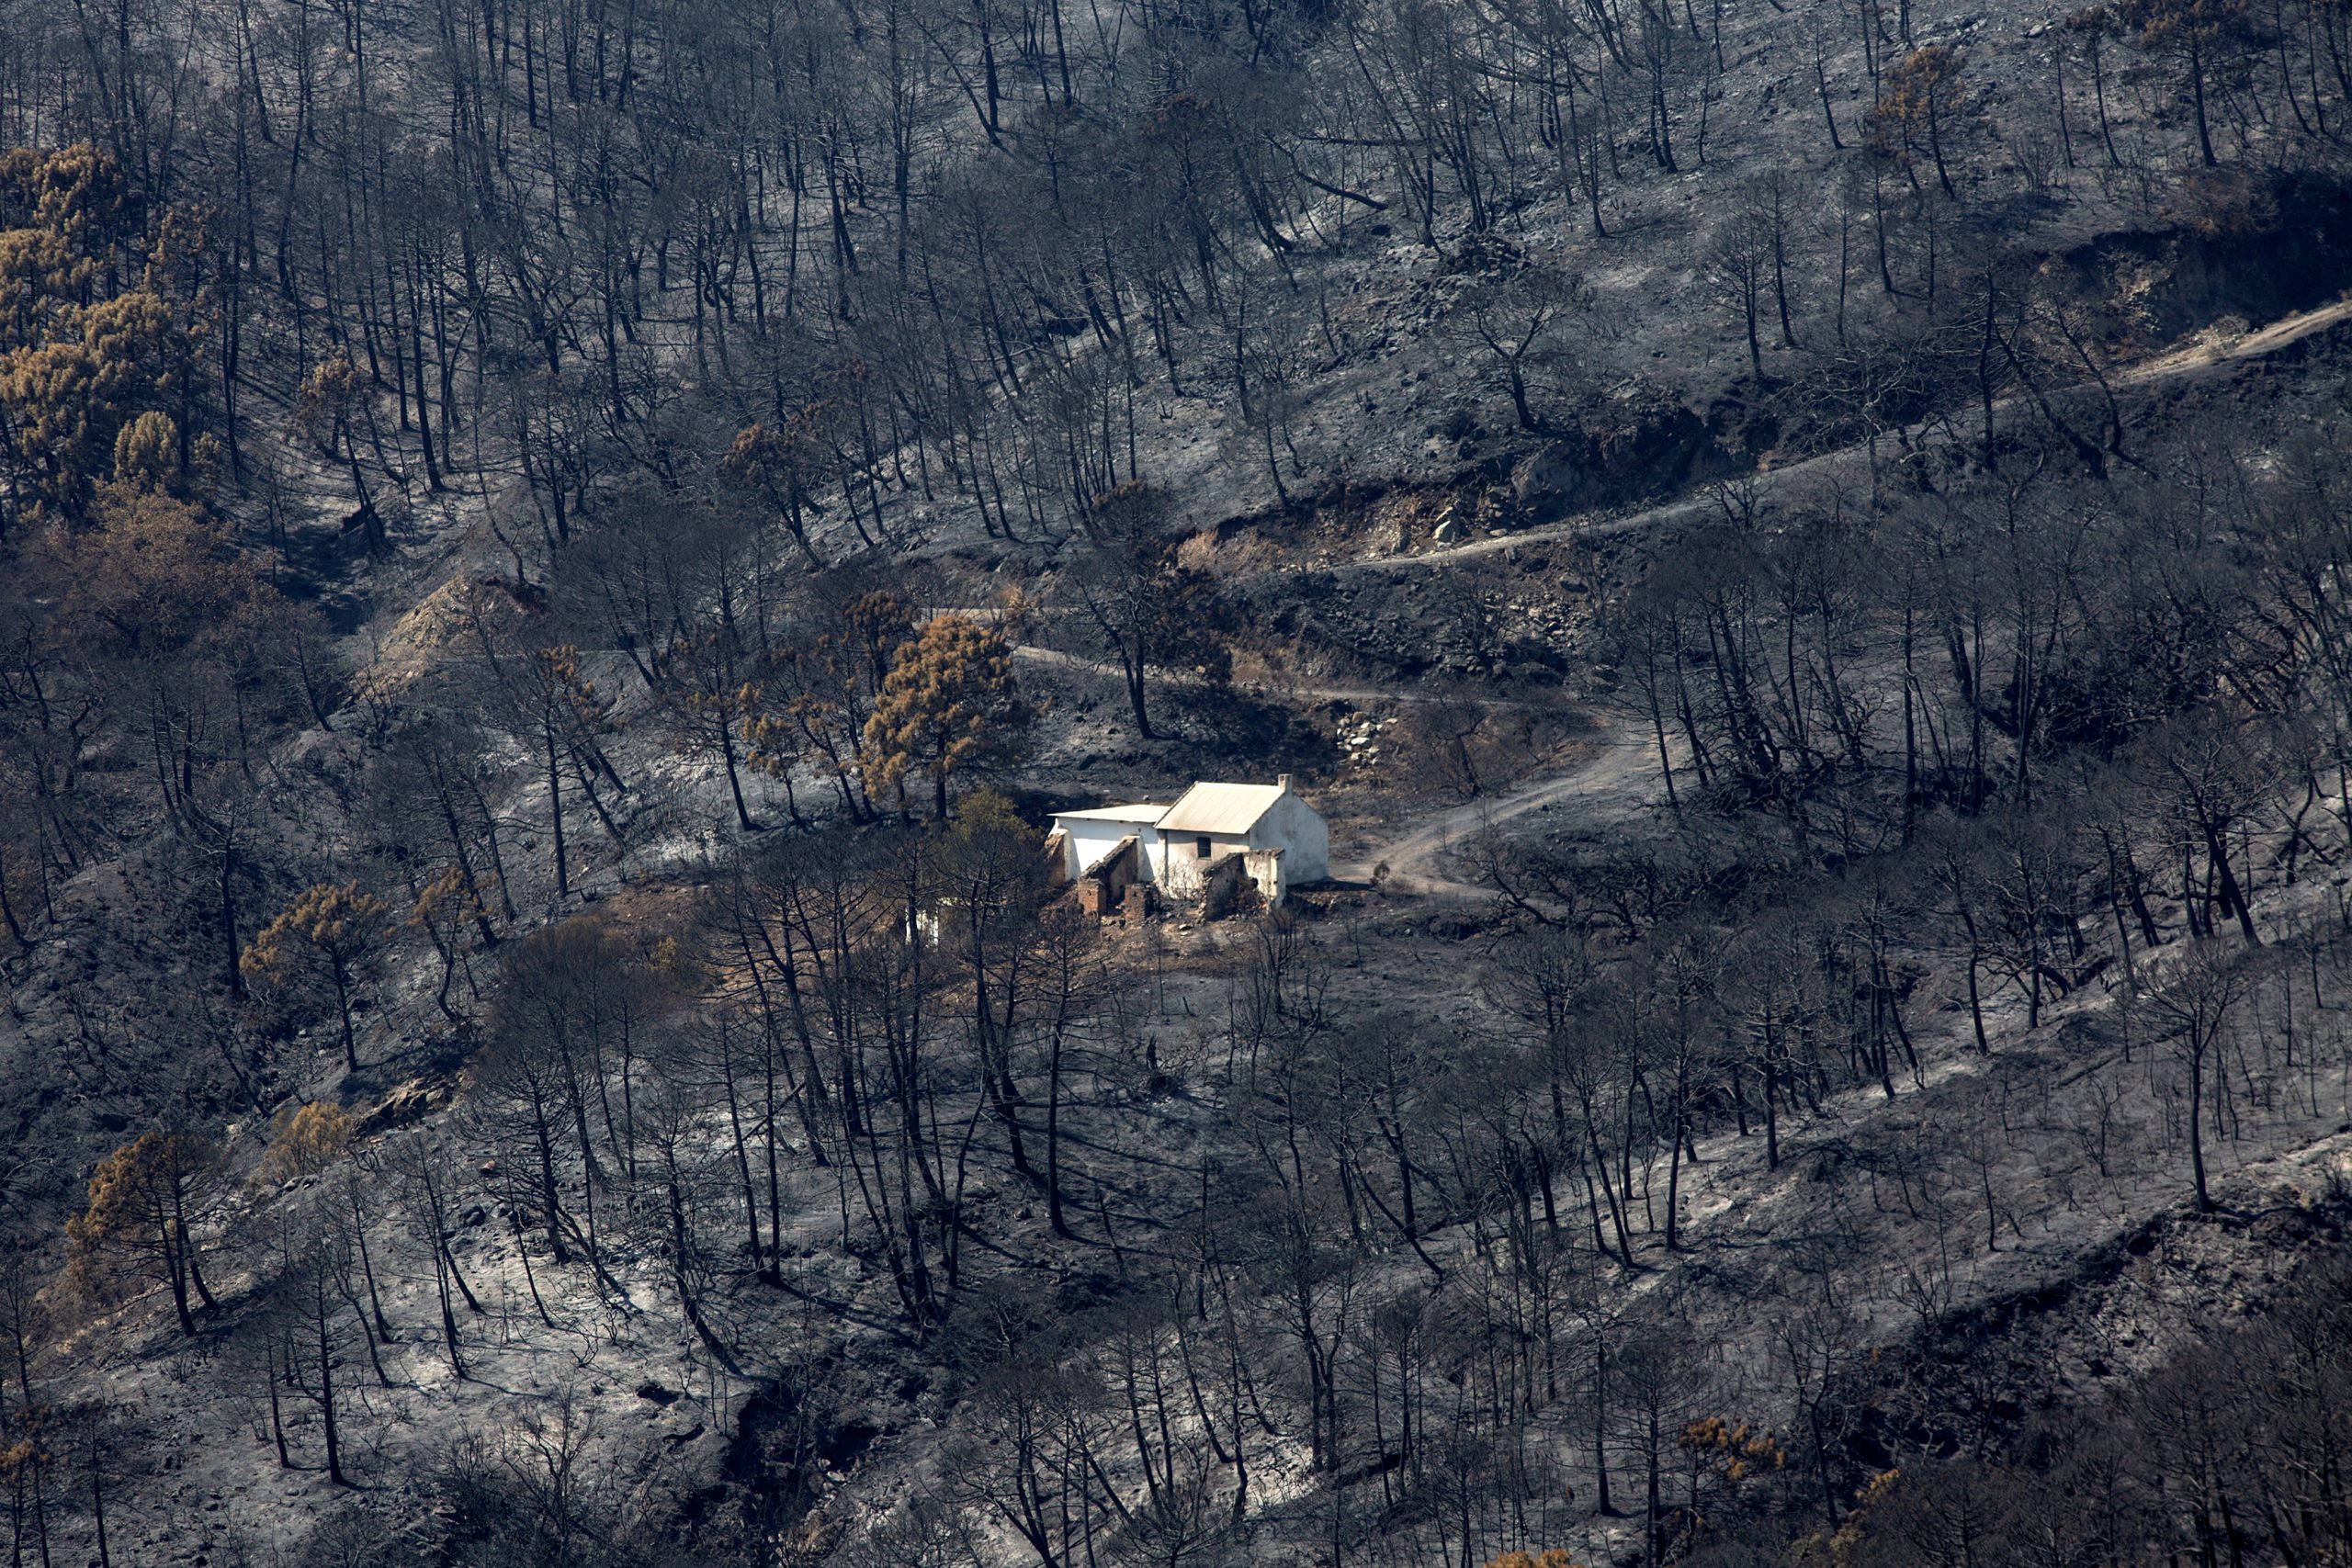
[1277,773,1293,793]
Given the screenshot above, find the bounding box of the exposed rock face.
[1511,387,1729,523]
[353,1077,453,1137]
[1510,444,1585,515]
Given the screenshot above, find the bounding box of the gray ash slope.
[3,0,2352,1564]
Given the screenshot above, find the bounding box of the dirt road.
[1331,714,1659,897]
[1015,640,1644,897]
[1038,298,2352,899]
[1346,294,2352,577]
[1010,643,1548,708]
[1321,298,2352,891]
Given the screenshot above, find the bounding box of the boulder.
[353,1077,452,1137]
[1512,443,1589,518]
[1595,392,1713,494]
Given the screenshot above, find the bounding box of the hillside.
[3,0,2352,1564]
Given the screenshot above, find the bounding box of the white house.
[1050,800,1170,901]
[1050,775,1329,911]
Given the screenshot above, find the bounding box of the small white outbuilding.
[1050,775,1328,911]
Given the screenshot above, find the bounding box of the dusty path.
[1011,643,1547,708]
[1344,294,2352,577]
[996,293,2351,901]
[2120,294,2352,381]
[1314,299,2352,892]
[1332,713,1660,897]
[1013,638,1639,896]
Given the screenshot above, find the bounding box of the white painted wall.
[1159,795,1329,902]
[1249,792,1329,885]
[1245,847,1286,904]
[1159,831,1250,897]
[1057,788,1329,904]
[1058,818,1162,882]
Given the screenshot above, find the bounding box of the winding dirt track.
[1038,296,2352,899]
[1329,717,1657,896]
[1343,295,2352,577]
[1013,642,1620,894]
[1319,295,2352,895]
[1010,643,1547,709]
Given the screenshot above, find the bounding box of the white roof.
[1159,782,1288,836]
[1052,802,1170,826]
